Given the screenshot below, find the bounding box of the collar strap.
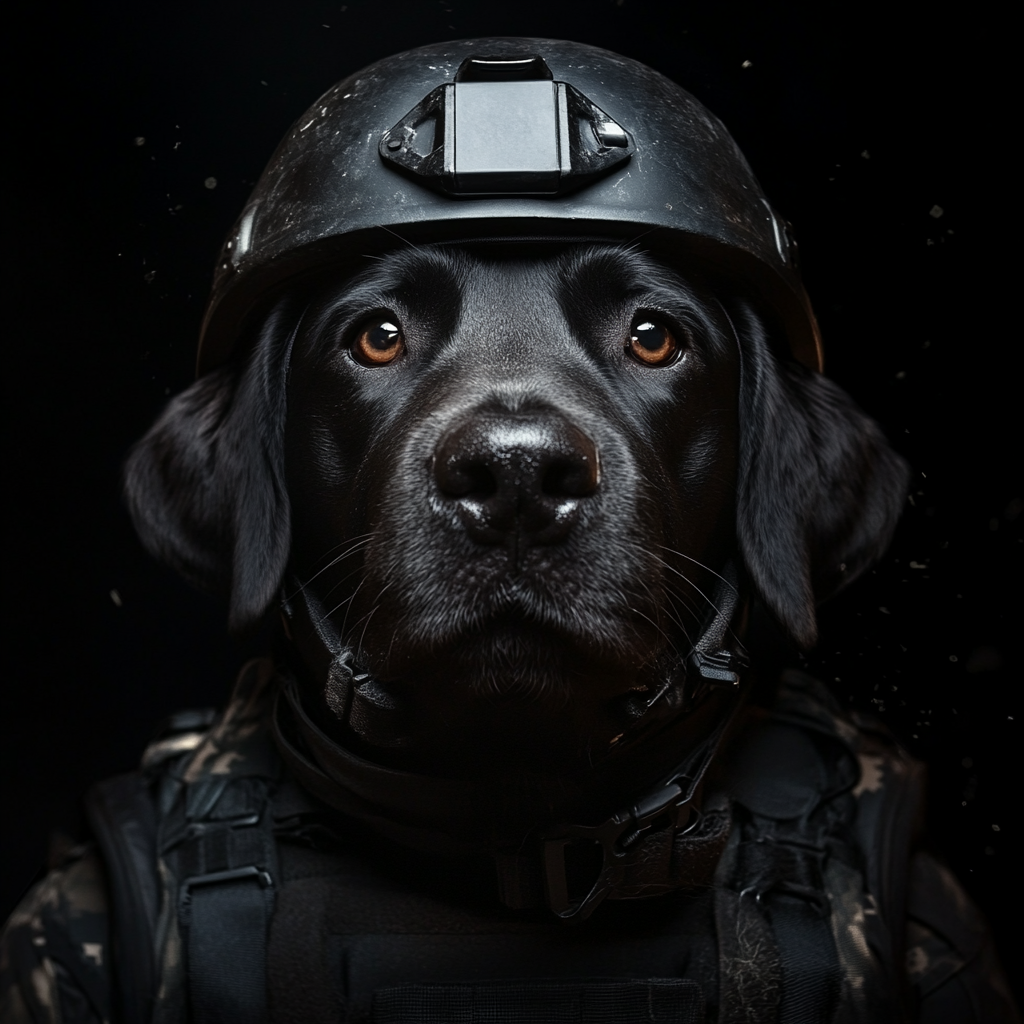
[271,669,741,920]
[275,561,749,918]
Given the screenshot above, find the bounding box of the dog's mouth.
[309,592,689,777]
[354,578,674,701]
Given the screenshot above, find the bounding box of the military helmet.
[197,37,822,375]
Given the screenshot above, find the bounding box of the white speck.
[929,204,944,218]
[134,136,145,146]
[343,93,352,99]
[896,370,906,379]
[909,561,927,569]
[949,655,958,662]
[82,943,103,966]
[204,176,217,189]
[992,824,1001,832]
[110,590,123,607]
[300,120,315,131]
[741,59,752,68]
[861,150,870,159]
[879,607,890,614]
[665,203,673,210]
[261,80,268,86]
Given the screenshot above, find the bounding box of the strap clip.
[179,865,274,921]
[541,775,699,922]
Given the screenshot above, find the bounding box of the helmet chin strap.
[275,564,749,920]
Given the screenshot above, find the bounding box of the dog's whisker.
[374,223,426,254]
[282,537,376,604]
[324,574,372,636]
[353,582,395,656]
[655,545,739,593]
[301,535,375,587]
[648,552,729,619]
[319,558,375,603]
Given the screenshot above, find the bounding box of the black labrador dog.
[126,242,904,777]
[5,241,1018,1024]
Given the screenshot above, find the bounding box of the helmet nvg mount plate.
[198,38,823,375]
[379,55,635,197]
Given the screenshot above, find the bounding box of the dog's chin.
[329,617,666,777]
[371,615,653,704]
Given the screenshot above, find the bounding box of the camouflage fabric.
[1,842,111,1024]
[2,660,1019,1023]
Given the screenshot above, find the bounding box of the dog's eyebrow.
[553,244,704,319]
[308,247,467,340]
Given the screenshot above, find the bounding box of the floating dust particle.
[204,177,218,189]
[929,205,944,218]
[109,590,123,607]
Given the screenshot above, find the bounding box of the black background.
[5,0,1021,997]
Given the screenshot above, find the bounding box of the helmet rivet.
[385,136,402,151]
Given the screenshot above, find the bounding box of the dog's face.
[284,247,739,771]
[126,243,908,776]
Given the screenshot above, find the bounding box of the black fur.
[124,244,907,766]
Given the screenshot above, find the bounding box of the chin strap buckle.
[541,775,702,922]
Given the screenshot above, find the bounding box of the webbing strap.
[371,978,704,1023]
[770,895,841,1024]
[167,769,279,1024]
[184,871,274,1024]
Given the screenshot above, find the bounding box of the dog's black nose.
[434,414,600,545]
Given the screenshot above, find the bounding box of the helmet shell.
[199,37,822,374]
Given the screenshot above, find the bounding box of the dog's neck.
[278,565,749,781]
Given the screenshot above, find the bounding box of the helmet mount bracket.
[379,54,634,197]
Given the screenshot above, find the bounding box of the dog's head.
[125,243,907,774]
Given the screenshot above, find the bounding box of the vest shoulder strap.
[85,703,218,1024]
[714,669,926,1024]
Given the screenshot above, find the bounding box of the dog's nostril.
[436,458,497,500]
[542,455,598,498]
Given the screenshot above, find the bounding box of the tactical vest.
[85,660,924,1024]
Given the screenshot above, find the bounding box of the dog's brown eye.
[628,319,678,366]
[353,319,404,366]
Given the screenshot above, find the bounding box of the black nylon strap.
[371,978,704,1023]
[85,773,160,1024]
[168,771,279,1024]
[770,895,841,1024]
[184,873,274,1024]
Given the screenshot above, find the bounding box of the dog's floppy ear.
[123,302,296,632]
[733,304,909,648]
